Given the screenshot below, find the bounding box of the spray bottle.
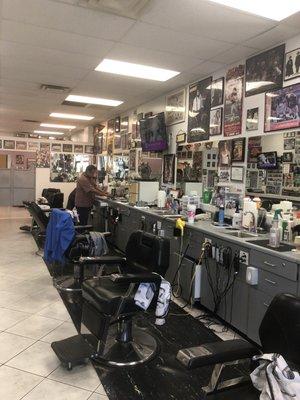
[269,209,282,249]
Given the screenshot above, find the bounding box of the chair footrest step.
[51,335,95,366]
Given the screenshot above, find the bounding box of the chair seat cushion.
[82,277,140,316]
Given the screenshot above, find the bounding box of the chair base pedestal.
[92,327,158,368]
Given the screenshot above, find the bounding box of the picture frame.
[224,65,244,137]
[218,139,232,167]
[246,107,259,131]
[51,143,62,152]
[245,44,285,97]
[3,140,15,150]
[210,77,224,108]
[40,142,50,150]
[16,141,27,150]
[231,166,244,182]
[165,88,186,126]
[74,144,84,153]
[115,116,120,133]
[163,154,175,184]
[264,82,300,132]
[62,143,73,153]
[284,47,300,81]
[176,131,186,144]
[284,138,295,150]
[84,145,94,154]
[28,142,39,151]
[282,152,293,163]
[209,107,223,136]
[231,137,246,162]
[187,77,212,142]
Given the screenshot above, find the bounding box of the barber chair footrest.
[51,335,95,370]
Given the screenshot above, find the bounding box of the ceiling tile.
[141,0,276,43]
[1,20,115,57]
[210,45,258,64]
[121,22,233,59]
[188,61,226,79]
[2,0,135,41]
[243,25,300,50]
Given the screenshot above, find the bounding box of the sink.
[151,209,179,217]
[223,230,258,238]
[247,239,296,252]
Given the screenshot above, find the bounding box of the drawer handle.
[263,302,270,308]
[265,278,276,285]
[264,261,275,268]
[282,263,286,268]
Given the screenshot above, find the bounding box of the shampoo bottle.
[269,209,282,248]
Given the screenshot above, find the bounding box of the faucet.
[243,211,256,233]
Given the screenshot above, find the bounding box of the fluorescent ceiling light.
[66,95,123,107]
[41,123,76,129]
[208,0,300,21]
[50,112,94,121]
[95,59,180,81]
[34,130,64,135]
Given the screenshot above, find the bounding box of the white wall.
[36,168,76,207]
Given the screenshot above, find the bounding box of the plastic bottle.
[187,204,196,224]
[269,209,282,248]
[218,205,225,226]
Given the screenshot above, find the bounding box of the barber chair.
[24,201,50,253]
[42,188,64,208]
[51,230,170,369]
[176,293,300,395]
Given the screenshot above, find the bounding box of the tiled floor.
[0,210,108,400]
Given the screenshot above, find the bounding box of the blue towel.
[44,209,75,263]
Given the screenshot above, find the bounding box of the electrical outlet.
[240,250,249,266]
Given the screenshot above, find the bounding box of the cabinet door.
[171,254,195,302]
[230,278,249,334]
[247,287,272,344]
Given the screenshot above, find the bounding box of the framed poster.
[36,149,50,168]
[28,142,39,151]
[211,77,224,108]
[209,107,223,136]
[63,143,73,153]
[107,119,115,155]
[231,137,246,162]
[93,124,104,154]
[120,116,129,150]
[84,145,94,154]
[0,140,2,149]
[27,157,36,169]
[284,47,300,81]
[15,154,25,166]
[16,141,27,150]
[187,77,212,142]
[163,154,175,184]
[231,166,244,182]
[245,44,285,96]
[282,152,293,163]
[74,144,84,153]
[264,82,300,132]
[51,143,62,152]
[224,65,244,137]
[4,140,15,150]
[115,116,120,133]
[218,140,232,167]
[165,88,186,126]
[40,142,50,150]
[246,107,259,131]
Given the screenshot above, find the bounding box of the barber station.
[1,2,300,399]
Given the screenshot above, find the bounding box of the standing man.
[75,165,107,225]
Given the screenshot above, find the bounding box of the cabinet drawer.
[251,250,298,281]
[257,269,297,297]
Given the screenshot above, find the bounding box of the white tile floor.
[0,210,108,400]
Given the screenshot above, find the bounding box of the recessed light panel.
[34,130,64,135]
[208,0,300,21]
[50,113,94,121]
[95,59,180,81]
[65,95,123,107]
[41,123,76,129]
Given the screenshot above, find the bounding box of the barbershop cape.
[44,209,75,263]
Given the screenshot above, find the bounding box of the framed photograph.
[114,116,121,133]
[36,149,50,168]
[120,116,129,134]
[284,138,295,150]
[218,167,230,183]
[84,145,94,154]
[218,140,232,167]
[163,154,175,184]
[245,44,285,96]
[231,166,244,182]
[63,143,73,153]
[211,77,224,108]
[282,152,293,163]
[0,140,2,149]
[224,65,244,137]
[27,157,36,169]
[15,154,25,166]
[51,143,62,152]
[209,107,223,136]
[165,88,186,126]
[246,107,259,131]
[40,142,50,150]
[28,142,39,151]
[176,131,186,144]
[3,140,15,150]
[107,119,115,155]
[284,47,300,81]
[74,144,83,153]
[187,77,212,142]
[16,141,27,150]
[264,82,300,132]
[232,137,246,162]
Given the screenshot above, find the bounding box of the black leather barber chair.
[177,293,300,395]
[42,188,64,209]
[51,230,170,369]
[25,201,50,253]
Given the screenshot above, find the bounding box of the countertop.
[95,197,300,264]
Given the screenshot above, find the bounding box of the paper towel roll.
[157,190,166,208]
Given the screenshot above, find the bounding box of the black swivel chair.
[176,293,300,395]
[42,188,64,208]
[51,230,170,369]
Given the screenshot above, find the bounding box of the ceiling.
[0,0,300,136]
